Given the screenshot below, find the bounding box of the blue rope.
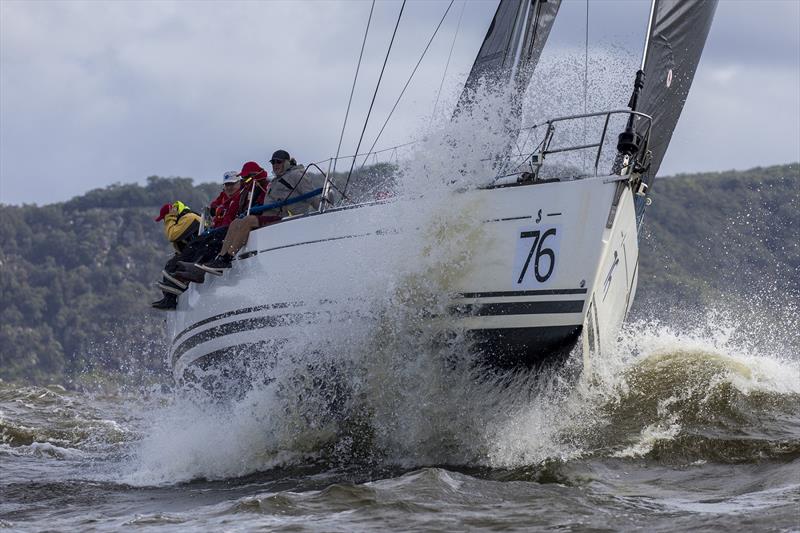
[246,188,323,217]
[199,188,324,236]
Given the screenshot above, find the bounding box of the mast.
[639,0,657,72]
[509,0,534,84]
[616,0,657,162]
[618,0,718,183]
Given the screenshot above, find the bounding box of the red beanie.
[154,203,171,221]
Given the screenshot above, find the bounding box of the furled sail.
[456,0,561,114]
[631,0,718,180]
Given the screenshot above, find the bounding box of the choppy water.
[2,313,799,532]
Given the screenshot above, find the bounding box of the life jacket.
[209,191,231,228]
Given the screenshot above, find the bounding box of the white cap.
[222,171,239,184]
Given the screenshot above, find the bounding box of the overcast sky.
[1,0,798,205]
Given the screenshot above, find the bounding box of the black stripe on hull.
[175,325,583,388]
[451,300,584,316]
[470,325,583,369]
[172,312,313,364]
[172,296,585,365]
[189,340,286,372]
[458,288,587,298]
[172,300,305,345]
[173,288,585,345]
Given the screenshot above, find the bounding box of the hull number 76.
[513,226,561,287]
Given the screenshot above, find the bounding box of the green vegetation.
[0,176,217,385]
[636,164,799,311]
[0,164,797,384]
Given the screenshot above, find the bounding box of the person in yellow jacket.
[155,200,201,253]
[152,201,202,310]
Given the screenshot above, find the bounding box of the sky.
[1,0,798,205]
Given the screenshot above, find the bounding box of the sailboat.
[166,0,717,385]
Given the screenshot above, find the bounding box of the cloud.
[664,62,800,175]
[1,0,798,205]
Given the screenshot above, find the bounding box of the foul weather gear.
[163,207,201,252]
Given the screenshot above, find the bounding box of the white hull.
[167,175,639,383]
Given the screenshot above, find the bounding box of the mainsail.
[456,0,561,114]
[630,0,718,180]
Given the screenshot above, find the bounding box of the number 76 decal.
[513,226,561,286]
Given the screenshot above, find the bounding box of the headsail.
[456,0,561,114]
[629,0,718,180]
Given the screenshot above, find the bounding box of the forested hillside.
[0,164,797,384]
[636,164,798,312]
[0,177,219,383]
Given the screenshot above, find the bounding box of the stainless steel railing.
[505,109,653,181]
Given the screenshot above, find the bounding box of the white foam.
[1,441,86,460]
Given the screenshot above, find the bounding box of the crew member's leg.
[220,215,259,257]
[198,215,259,274]
[152,231,222,310]
[152,253,186,310]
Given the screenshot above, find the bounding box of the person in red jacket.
[208,171,241,228]
[218,161,268,226]
[197,160,278,273]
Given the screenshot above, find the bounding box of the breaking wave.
[0,385,131,452]
[122,297,800,486]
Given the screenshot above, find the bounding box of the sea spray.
[480,311,800,468]
[418,47,638,185]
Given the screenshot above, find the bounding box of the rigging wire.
[432,0,466,117]
[310,141,418,169]
[332,0,375,178]
[359,0,455,170]
[343,0,407,197]
[583,0,589,171]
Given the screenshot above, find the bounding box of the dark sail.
[634,0,718,179]
[457,0,561,113]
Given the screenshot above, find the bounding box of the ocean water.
[2,311,799,532]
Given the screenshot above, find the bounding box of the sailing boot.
[175,264,206,284]
[156,279,185,295]
[151,292,178,310]
[161,270,188,290]
[195,254,233,276]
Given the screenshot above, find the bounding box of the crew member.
[209,171,241,228]
[151,201,201,310]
